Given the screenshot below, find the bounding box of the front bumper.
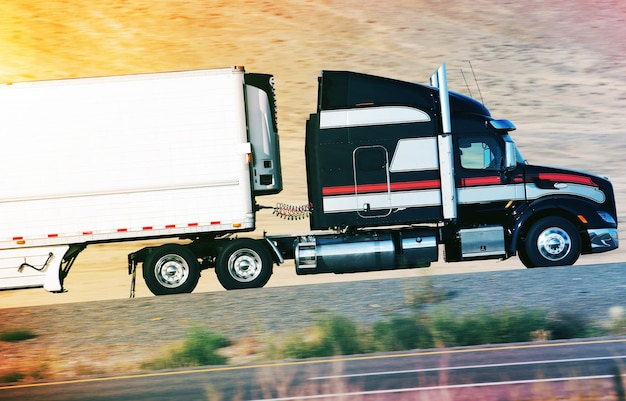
[588,228,619,253]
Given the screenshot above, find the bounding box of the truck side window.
[458,136,502,170]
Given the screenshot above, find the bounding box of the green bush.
[0,329,37,342]
[141,328,230,370]
[320,316,363,355]
[546,311,597,339]
[371,316,433,351]
[139,308,604,369]
[431,308,549,347]
[0,372,26,383]
[274,308,599,360]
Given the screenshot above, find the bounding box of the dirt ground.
[0,0,625,307]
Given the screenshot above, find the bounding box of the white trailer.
[0,67,282,294]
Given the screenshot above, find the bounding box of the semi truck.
[0,65,618,296]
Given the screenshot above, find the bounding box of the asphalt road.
[2,337,625,401]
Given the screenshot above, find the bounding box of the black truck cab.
[302,67,618,270]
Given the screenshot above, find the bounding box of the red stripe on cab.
[538,173,597,187]
[322,180,441,196]
[460,176,501,187]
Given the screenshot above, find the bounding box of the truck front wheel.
[519,216,581,268]
[143,244,200,295]
[216,239,273,290]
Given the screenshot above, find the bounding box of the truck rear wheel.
[216,239,273,290]
[519,216,581,268]
[143,244,200,295]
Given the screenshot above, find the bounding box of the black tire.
[517,246,535,268]
[519,216,581,268]
[215,239,273,290]
[142,244,200,295]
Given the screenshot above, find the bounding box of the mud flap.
[42,245,71,292]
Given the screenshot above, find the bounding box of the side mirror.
[504,140,517,172]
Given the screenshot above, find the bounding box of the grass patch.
[265,279,603,361]
[138,307,619,371]
[0,372,26,383]
[0,328,37,342]
[272,308,601,360]
[431,308,549,347]
[279,316,364,360]
[141,327,230,370]
[371,316,434,351]
[546,311,600,339]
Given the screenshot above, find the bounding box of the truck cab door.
[353,145,392,218]
[454,134,520,224]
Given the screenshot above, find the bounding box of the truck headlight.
[597,211,616,225]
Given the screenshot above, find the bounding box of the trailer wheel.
[216,239,273,290]
[143,244,200,295]
[519,216,581,268]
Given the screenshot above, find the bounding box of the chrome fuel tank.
[295,229,437,274]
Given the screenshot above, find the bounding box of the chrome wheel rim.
[228,249,262,282]
[537,226,572,262]
[155,254,189,288]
